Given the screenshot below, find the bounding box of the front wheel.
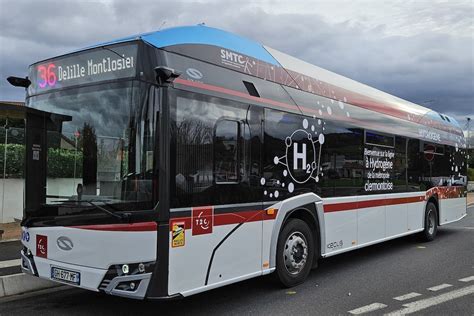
[420,202,438,242]
[275,218,314,287]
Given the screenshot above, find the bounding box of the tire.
[275,218,314,287]
[420,202,438,242]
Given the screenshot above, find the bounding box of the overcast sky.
[0,0,473,129]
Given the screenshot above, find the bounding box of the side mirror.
[7,76,31,88]
[154,66,181,85]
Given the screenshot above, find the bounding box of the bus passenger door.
[168,95,265,295]
[204,105,264,286]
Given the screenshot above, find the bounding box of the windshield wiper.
[84,200,121,219]
[47,198,133,222]
[84,200,131,222]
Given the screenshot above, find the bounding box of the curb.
[0,238,20,243]
[0,273,60,298]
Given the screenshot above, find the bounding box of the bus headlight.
[122,264,129,274]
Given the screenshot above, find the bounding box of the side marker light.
[266,208,277,215]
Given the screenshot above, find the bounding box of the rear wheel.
[420,202,438,241]
[275,218,314,287]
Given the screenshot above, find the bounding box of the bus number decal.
[37,63,57,88]
[327,240,343,250]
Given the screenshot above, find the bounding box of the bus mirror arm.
[154,66,181,85]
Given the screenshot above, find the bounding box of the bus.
[8,25,467,300]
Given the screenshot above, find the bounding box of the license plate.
[51,267,80,285]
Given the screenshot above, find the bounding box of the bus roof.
[80,25,464,138]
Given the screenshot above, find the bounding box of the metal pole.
[467,118,471,171]
[467,118,471,149]
[73,135,78,195]
[1,118,9,224]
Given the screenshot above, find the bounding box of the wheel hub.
[283,232,308,275]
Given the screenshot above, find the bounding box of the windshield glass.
[27,81,157,214]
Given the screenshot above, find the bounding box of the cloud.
[0,0,472,127]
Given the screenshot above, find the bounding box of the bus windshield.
[27,81,157,215]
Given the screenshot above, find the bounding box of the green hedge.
[0,144,82,178]
[0,144,24,178]
[468,168,474,182]
[48,148,83,178]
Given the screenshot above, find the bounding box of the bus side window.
[407,139,422,191]
[214,119,240,184]
[320,123,364,197]
[421,142,449,188]
[393,136,407,192]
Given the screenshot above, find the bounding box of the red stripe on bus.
[215,210,262,226]
[169,209,277,231]
[71,222,157,232]
[324,196,425,213]
[426,186,465,200]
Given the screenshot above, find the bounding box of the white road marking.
[427,283,452,292]
[0,259,21,269]
[459,275,474,282]
[348,303,387,315]
[448,226,474,230]
[393,292,422,301]
[385,284,474,316]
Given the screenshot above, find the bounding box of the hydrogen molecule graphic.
[262,118,325,197]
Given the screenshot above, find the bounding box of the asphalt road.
[1,206,473,315]
[0,240,22,276]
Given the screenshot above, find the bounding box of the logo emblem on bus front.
[186,68,203,80]
[57,236,74,251]
[36,235,48,258]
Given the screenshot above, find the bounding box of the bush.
[0,144,25,178]
[48,148,83,178]
[0,144,82,178]
[468,168,474,182]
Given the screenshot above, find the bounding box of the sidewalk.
[0,240,58,298]
[0,240,21,276]
[0,222,21,242]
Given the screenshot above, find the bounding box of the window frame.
[213,118,242,185]
[364,130,395,148]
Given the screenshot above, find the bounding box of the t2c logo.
[192,206,213,236]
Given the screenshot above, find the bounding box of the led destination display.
[28,44,138,95]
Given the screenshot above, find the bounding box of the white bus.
[8,25,467,300]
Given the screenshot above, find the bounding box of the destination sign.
[28,44,138,95]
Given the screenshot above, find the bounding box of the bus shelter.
[0,102,70,224]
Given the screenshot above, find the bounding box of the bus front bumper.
[20,249,153,299]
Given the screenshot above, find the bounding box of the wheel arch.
[426,195,440,226]
[268,193,325,269]
[283,206,321,268]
